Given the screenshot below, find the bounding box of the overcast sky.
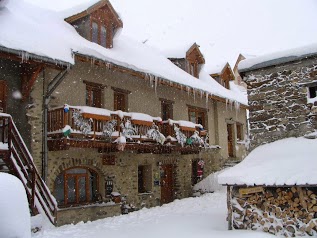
[25,0,317,72]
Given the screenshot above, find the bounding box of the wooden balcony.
[47,106,208,154]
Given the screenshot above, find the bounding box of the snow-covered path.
[32,190,273,238]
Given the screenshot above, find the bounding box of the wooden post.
[227,186,233,230]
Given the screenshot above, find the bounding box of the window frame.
[84,80,104,108]
[187,106,207,129]
[112,87,130,111]
[160,98,174,120]
[138,165,152,194]
[309,85,317,99]
[90,19,107,47]
[236,123,244,141]
[54,167,99,207]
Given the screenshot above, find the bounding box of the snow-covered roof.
[218,136,317,186]
[0,0,247,105]
[239,43,317,72]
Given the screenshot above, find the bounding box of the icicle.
[106,62,112,70]
[230,100,233,111]
[187,86,190,97]
[225,98,228,111]
[193,89,196,102]
[205,92,209,106]
[149,75,154,88]
[154,76,158,94]
[200,90,203,99]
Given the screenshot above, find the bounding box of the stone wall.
[47,148,221,210]
[230,186,317,237]
[243,56,317,149]
[56,203,121,226]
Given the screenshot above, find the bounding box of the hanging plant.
[72,109,92,135]
[174,124,187,147]
[190,131,204,146]
[120,119,137,140]
[103,120,117,142]
[147,124,166,145]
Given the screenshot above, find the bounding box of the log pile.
[231,186,317,237]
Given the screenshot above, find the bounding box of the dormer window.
[65,0,123,49]
[91,21,107,47]
[186,43,205,78]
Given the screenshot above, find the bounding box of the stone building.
[0,0,248,225]
[219,45,317,237]
[239,48,317,149]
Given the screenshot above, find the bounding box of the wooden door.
[227,124,234,157]
[0,81,7,113]
[161,164,174,204]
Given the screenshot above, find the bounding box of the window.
[192,159,204,185]
[188,106,207,129]
[91,21,99,44]
[114,92,126,111]
[309,86,317,99]
[188,62,198,78]
[161,99,173,120]
[112,87,130,111]
[236,123,243,141]
[91,20,107,47]
[84,81,103,108]
[138,165,152,193]
[54,167,99,207]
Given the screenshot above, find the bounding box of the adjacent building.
[219,44,317,236]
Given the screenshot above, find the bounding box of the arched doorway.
[54,167,99,207]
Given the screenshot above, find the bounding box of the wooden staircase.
[0,114,57,225]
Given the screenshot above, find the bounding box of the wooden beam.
[0,51,66,70]
[22,65,43,101]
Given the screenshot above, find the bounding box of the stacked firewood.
[231,186,317,237]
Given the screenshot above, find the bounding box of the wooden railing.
[47,106,207,144]
[0,114,57,224]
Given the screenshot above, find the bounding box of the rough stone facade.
[24,59,247,224]
[243,56,317,149]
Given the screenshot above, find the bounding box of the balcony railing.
[47,105,208,152]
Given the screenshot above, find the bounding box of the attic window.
[188,62,199,78]
[91,20,107,48]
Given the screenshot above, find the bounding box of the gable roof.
[239,43,317,73]
[64,0,123,27]
[186,43,205,64]
[218,136,317,186]
[0,0,247,106]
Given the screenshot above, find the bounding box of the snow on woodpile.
[218,137,317,186]
[0,173,31,238]
[0,0,247,105]
[239,43,317,71]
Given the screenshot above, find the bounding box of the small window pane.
[101,25,107,47]
[92,22,98,43]
[67,177,76,204]
[189,111,196,124]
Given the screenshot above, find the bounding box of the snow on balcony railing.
[48,105,208,147]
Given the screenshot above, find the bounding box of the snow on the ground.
[218,136,317,186]
[0,173,31,238]
[193,170,226,193]
[31,191,274,238]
